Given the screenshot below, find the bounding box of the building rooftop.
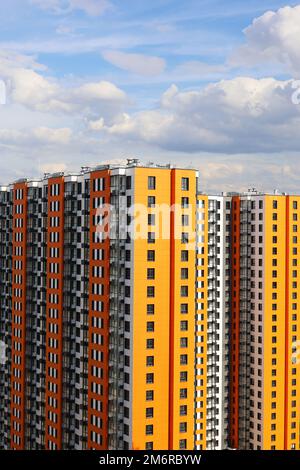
[7,159,198,185]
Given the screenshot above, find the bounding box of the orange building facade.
[0,165,299,451]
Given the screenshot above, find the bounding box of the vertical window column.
[11,183,27,450]
[45,178,64,450]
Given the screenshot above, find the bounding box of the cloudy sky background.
[0,0,300,192]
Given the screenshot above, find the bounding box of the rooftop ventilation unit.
[126,158,140,166]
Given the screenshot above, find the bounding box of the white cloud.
[231,5,300,76]
[88,117,105,130]
[102,50,166,76]
[0,50,128,123]
[30,0,111,16]
[98,77,300,154]
[174,61,227,80]
[0,128,25,143]
[40,162,67,173]
[33,126,72,144]
[0,50,46,71]
[69,0,111,16]
[2,4,300,193]
[30,0,61,12]
[55,24,74,35]
[73,81,127,102]
[0,126,72,146]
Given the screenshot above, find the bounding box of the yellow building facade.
[230,193,300,450]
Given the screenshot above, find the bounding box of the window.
[146,339,154,349]
[147,286,155,297]
[181,286,188,297]
[15,189,24,200]
[148,196,156,207]
[181,178,189,191]
[147,268,155,280]
[179,439,187,450]
[181,250,189,261]
[180,371,188,382]
[93,177,106,192]
[147,250,155,261]
[182,215,189,226]
[146,356,154,366]
[125,268,131,280]
[126,176,132,190]
[146,408,154,418]
[146,373,154,384]
[148,176,156,190]
[50,184,60,196]
[147,304,155,315]
[179,422,187,433]
[125,286,131,298]
[180,321,188,331]
[147,322,155,332]
[181,233,189,244]
[182,197,189,208]
[181,268,188,279]
[273,200,278,209]
[146,390,154,401]
[125,304,130,316]
[181,304,188,314]
[180,355,188,365]
[146,425,153,435]
[148,214,155,226]
[148,232,155,244]
[180,337,188,348]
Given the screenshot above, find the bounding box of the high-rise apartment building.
[0,162,299,451]
[195,194,231,450]
[0,162,229,451]
[230,192,300,450]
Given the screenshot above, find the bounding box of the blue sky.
[0,1,292,82]
[0,0,300,191]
